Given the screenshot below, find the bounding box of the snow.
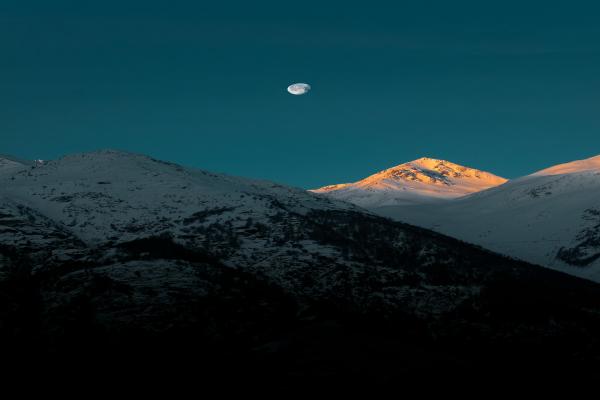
[0,149,360,284]
[532,154,600,176]
[4,149,600,285]
[375,156,600,282]
[312,157,507,208]
[4,149,595,326]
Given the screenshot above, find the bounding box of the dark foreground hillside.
[2,212,600,386]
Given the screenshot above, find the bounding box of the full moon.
[287,83,311,95]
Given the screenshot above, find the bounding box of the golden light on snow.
[311,157,508,208]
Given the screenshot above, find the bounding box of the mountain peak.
[369,157,506,186]
[411,156,446,164]
[406,157,482,171]
[312,158,507,208]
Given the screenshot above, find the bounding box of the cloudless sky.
[1,1,600,188]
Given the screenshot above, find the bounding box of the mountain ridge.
[532,154,600,177]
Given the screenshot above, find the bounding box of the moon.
[287,83,311,95]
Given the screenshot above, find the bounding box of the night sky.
[2,1,600,188]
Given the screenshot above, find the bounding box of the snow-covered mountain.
[0,148,580,306]
[377,154,600,282]
[312,157,507,207]
[0,150,352,243]
[3,150,600,379]
[0,150,367,292]
[0,148,539,315]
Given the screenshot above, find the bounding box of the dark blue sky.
[2,1,600,188]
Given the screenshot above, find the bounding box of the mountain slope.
[0,150,354,242]
[3,150,600,381]
[533,154,600,176]
[0,150,522,303]
[312,157,507,207]
[0,155,30,176]
[377,154,600,282]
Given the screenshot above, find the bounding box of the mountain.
[0,155,30,176]
[533,154,600,176]
[312,157,507,207]
[377,154,600,282]
[0,150,355,246]
[3,150,600,382]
